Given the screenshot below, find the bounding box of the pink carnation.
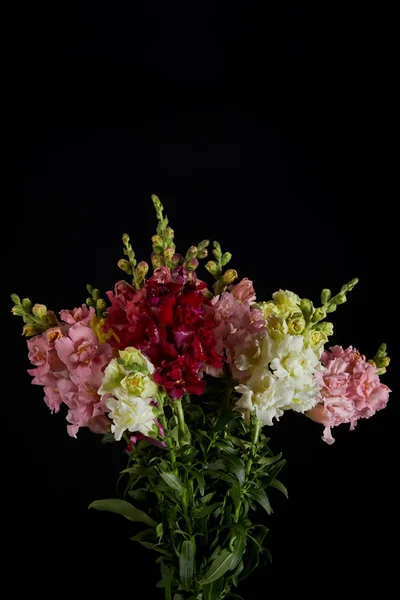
[307,346,390,444]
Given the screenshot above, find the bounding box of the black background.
[6,3,398,598]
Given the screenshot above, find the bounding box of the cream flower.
[106,396,157,440]
[235,334,321,425]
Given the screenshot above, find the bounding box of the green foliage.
[206,241,238,295]
[86,284,108,317]
[90,393,287,599]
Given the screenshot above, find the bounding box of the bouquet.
[12,195,391,600]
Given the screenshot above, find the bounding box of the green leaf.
[156,522,164,537]
[136,541,172,556]
[230,481,242,510]
[239,525,269,580]
[179,539,195,591]
[200,548,234,585]
[159,472,185,494]
[229,526,247,571]
[200,492,216,506]
[214,410,242,432]
[130,528,157,542]
[192,468,205,496]
[173,595,184,600]
[207,459,226,472]
[88,499,157,527]
[224,455,245,486]
[128,489,148,503]
[269,478,288,498]
[192,502,222,519]
[257,452,282,466]
[163,564,174,600]
[250,490,273,515]
[101,432,116,444]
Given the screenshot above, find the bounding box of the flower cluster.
[307,345,390,444]
[11,195,392,600]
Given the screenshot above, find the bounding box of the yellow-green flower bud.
[12,305,24,316]
[312,307,327,322]
[187,246,198,257]
[205,261,220,278]
[164,247,175,262]
[23,324,40,337]
[197,248,208,259]
[122,233,130,245]
[152,235,163,247]
[22,298,32,312]
[32,304,47,319]
[315,321,334,336]
[222,269,238,285]
[221,252,232,267]
[186,258,199,271]
[118,259,132,273]
[321,289,331,304]
[334,293,347,305]
[151,254,163,268]
[300,298,313,319]
[96,299,107,313]
[136,261,149,277]
[171,253,182,266]
[166,227,174,239]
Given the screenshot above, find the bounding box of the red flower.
[103,269,224,399]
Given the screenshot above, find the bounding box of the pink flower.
[229,278,256,305]
[152,266,172,284]
[307,346,390,444]
[27,335,65,379]
[55,323,112,382]
[60,304,95,326]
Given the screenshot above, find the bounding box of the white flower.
[97,347,160,440]
[235,334,322,425]
[106,396,157,440]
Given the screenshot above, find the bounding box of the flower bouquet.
[12,195,391,600]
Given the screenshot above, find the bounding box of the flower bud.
[152,235,163,247]
[32,304,47,319]
[151,253,163,268]
[23,324,40,337]
[171,253,183,266]
[312,307,327,322]
[96,299,107,313]
[136,261,149,277]
[166,227,174,239]
[326,303,337,313]
[12,305,24,316]
[334,293,347,305]
[198,239,210,250]
[287,315,305,335]
[22,298,32,312]
[315,321,334,336]
[222,269,238,285]
[221,252,232,267]
[186,258,199,271]
[118,259,132,273]
[86,297,95,307]
[300,298,313,319]
[205,261,220,278]
[86,284,94,294]
[197,248,208,259]
[321,289,331,304]
[164,247,175,262]
[11,294,21,305]
[122,233,130,245]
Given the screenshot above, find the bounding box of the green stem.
[157,393,177,470]
[175,398,186,439]
[234,418,261,522]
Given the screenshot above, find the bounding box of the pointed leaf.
[159,472,185,493]
[269,478,288,498]
[192,468,205,496]
[214,410,242,432]
[200,548,234,585]
[224,455,245,486]
[251,490,273,515]
[179,540,195,591]
[88,499,157,526]
[192,502,222,519]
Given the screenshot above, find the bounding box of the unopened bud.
[315,321,334,336]
[32,304,47,319]
[118,259,132,273]
[171,253,183,266]
[22,298,32,312]
[122,233,130,245]
[205,261,220,278]
[221,252,232,267]
[86,284,94,294]
[300,298,313,319]
[198,239,210,250]
[11,294,21,305]
[86,297,95,307]
[186,258,199,271]
[23,324,39,337]
[166,227,174,239]
[334,293,347,305]
[321,289,331,304]
[136,261,149,277]
[222,269,238,285]
[164,248,175,262]
[96,299,107,313]
[92,289,100,300]
[197,248,208,259]
[188,246,198,257]
[152,235,163,247]
[151,253,163,268]
[312,307,327,322]
[12,305,24,316]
